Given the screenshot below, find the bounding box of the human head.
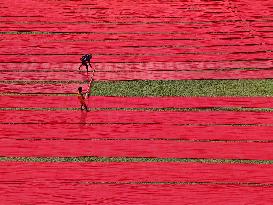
[78,87,82,93]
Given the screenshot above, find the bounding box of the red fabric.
[1,69,273,81]
[1,183,272,204]
[0,53,270,63]
[1,162,273,183]
[1,139,273,159]
[1,124,272,141]
[0,110,272,124]
[1,96,273,108]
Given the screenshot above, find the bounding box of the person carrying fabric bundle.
[77,87,89,111]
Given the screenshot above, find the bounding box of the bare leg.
[84,104,89,112]
[78,64,83,70]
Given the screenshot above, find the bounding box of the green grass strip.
[91,80,273,97]
[0,156,273,164]
[1,79,273,97]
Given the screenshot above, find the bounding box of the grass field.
[0,0,273,204]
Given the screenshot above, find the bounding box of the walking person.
[78,54,92,72]
[77,87,89,112]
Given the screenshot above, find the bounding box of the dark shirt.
[81,54,92,62]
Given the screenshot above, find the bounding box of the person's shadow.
[79,110,88,129]
[80,69,90,82]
